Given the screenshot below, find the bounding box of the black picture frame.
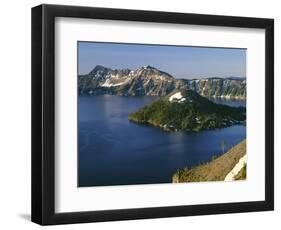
[31,4,274,225]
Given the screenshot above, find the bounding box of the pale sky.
[78,41,246,79]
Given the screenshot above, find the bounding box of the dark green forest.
[128,90,246,132]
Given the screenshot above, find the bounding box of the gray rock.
[78,65,246,99]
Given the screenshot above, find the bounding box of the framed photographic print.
[31,4,274,225]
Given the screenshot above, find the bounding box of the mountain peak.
[137,65,173,77]
[79,65,246,99]
[89,65,111,75]
[140,65,158,70]
[143,65,153,68]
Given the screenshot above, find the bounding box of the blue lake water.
[78,95,246,187]
[208,97,246,108]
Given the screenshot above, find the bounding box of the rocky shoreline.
[172,140,247,183]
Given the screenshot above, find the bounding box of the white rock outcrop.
[224,154,247,181]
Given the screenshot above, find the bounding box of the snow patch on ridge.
[169,92,185,102]
[101,78,130,87]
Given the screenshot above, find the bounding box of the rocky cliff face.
[78,65,246,99]
[187,78,246,99]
